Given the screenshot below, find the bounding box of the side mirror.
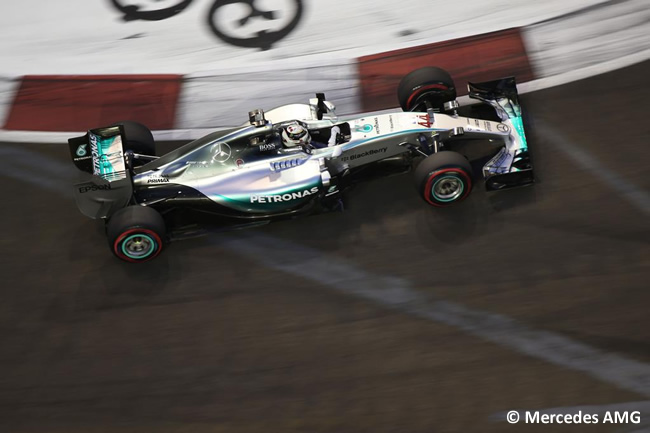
[249,109,266,127]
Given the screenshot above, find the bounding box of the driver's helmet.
[281,123,311,147]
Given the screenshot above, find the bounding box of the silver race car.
[69,67,533,262]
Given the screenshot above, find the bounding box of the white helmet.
[281,123,311,147]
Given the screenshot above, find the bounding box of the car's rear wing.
[68,126,133,219]
[468,77,534,191]
[69,126,128,180]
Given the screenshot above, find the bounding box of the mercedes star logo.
[211,142,232,163]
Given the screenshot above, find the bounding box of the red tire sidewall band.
[406,83,449,110]
[424,168,472,206]
[113,228,163,263]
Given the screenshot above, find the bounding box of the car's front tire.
[414,151,473,207]
[397,66,457,112]
[106,205,166,263]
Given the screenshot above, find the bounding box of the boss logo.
[259,142,277,151]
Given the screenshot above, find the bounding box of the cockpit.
[247,108,351,154]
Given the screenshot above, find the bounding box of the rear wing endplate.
[69,126,133,219]
[69,126,128,181]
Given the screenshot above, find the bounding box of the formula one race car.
[69,67,533,262]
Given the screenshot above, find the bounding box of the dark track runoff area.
[1,61,648,433]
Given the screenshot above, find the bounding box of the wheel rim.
[121,233,156,260]
[432,175,464,202]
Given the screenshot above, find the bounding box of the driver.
[281,122,341,149]
[281,123,311,148]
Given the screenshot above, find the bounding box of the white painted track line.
[219,232,650,398]
[536,121,650,216]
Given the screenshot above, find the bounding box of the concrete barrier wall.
[357,28,534,112]
[0,0,610,75]
[4,75,183,131]
[177,61,361,129]
[1,0,648,135]
[523,0,650,77]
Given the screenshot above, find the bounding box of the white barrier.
[0,77,19,129]
[524,0,650,78]
[178,60,360,128]
[1,0,647,139]
[0,0,610,75]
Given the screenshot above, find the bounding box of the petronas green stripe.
[510,115,528,151]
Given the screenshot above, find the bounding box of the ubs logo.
[109,0,304,50]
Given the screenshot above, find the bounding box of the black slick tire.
[398,67,457,112]
[106,205,166,263]
[414,151,473,207]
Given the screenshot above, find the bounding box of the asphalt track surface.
[1,62,649,433]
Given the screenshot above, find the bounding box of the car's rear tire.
[398,67,457,112]
[110,121,156,157]
[414,151,473,207]
[106,205,166,263]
